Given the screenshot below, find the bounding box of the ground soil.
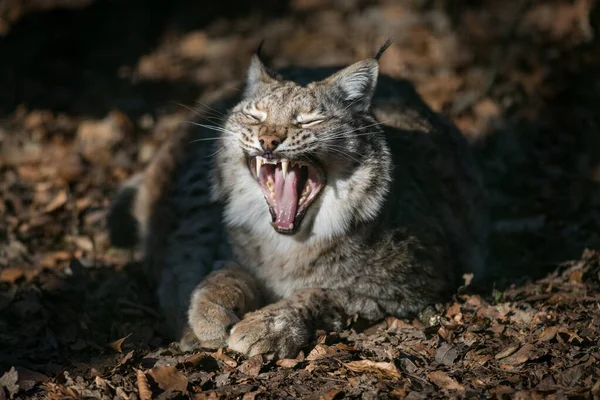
[1,0,600,398]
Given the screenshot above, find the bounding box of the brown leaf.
[43,189,68,213]
[537,326,559,342]
[335,343,358,352]
[238,355,262,377]
[390,387,408,398]
[118,350,135,367]
[0,268,25,284]
[242,390,263,400]
[445,303,462,319]
[148,365,188,394]
[136,369,152,400]
[462,273,474,286]
[427,371,464,391]
[569,270,584,284]
[306,344,337,361]
[435,343,459,366]
[14,367,49,391]
[498,344,537,365]
[107,333,132,353]
[214,348,237,367]
[495,345,519,360]
[386,316,415,332]
[344,360,401,379]
[276,358,299,368]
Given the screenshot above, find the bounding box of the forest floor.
[1,0,600,398]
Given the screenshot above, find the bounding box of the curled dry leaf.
[214,348,237,368]
[107,333,132,353]
[386,316,415,332]
[148,365,188,394]
[306,344,337,361]
[495,345,519,360]
[43,189,68,213]
[343,360,401,379]
[427,371,465,391]
[538,326,560,342]
[136,369,152,400]
[498,344,537,366]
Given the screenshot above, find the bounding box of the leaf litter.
[1,0,600,398]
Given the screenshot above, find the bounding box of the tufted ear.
[245,53,279,97]
[322,59,379,112]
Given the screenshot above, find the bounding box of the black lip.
[247,155,326,235]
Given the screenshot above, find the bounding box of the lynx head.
[220,44,392,237]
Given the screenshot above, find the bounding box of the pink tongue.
[274,166,298,229]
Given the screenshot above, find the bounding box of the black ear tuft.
[256,40,265,59]
[374,39,392,61]
[245,41,279,97]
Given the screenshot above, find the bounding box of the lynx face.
[221,56,386,235]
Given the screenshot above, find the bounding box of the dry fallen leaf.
[107,333,132,353]
[386,316,415,332]
[344,360,401,379]
[214,348,238,368]
[306,344,338,361]
[14,367,49,391]
[276,358,300,368]
[148,365,188,394]
[495,345,519,360]
[537,326,559,342]
[427,370,465,391]
[569,270,584,284]
[238,355,262,377]
[435,343,459,366]
[498,344,537,365]
[0,268,25,284]
[43,189,68,213]
[136,369,152,400]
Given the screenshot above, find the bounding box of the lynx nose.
[258,134,281,152]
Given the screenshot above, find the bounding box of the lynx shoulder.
[108,47,488,358]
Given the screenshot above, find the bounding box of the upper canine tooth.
[256,157,263,176]
[281,160,289,179]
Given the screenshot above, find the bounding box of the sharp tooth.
[256,157,263,177]
[281,160,289,179]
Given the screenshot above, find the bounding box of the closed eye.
[242,110,265,124]
[295,115,325,128]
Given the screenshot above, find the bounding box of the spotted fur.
[108,52,488,359]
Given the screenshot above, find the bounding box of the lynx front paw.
[185,297,240,350]
[227,308,308,360]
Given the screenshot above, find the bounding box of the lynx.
[108,43,488,359]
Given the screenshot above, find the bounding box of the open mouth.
[248,156,325,234]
